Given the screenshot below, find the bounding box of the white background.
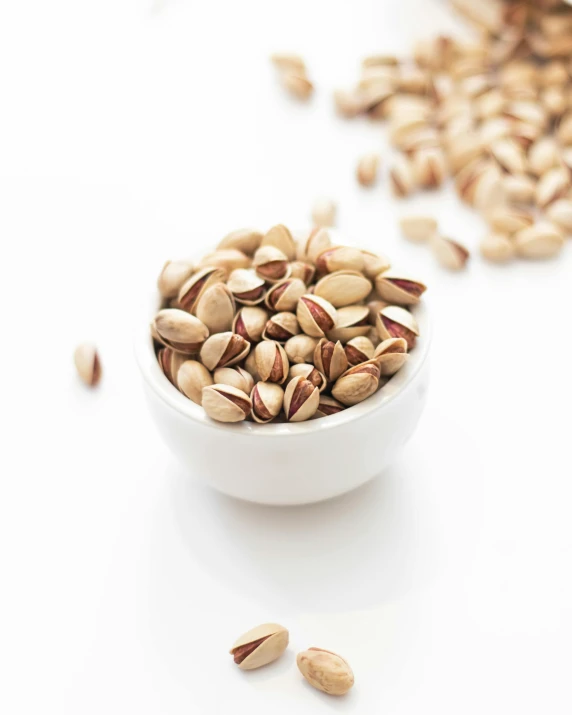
[1,0,571,713]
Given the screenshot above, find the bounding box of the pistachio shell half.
[262,312,300,343]
[373,337,408,375]
[253,245,291,283]
[261,224,297,261]
[230,623,289,670]
[226,269,266,305]
[326,305,370,343]
[74,343,102,387]
[314,270,372,308]
[202,384,252,423]
[376,306,419,349]
[177,360,213,404]
[375,272,427,306]
[344,336,375,366]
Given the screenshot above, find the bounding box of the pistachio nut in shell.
[197,249,250,274]
[479,233,515,263]
[375,272,427,306]
[244,350,261,382]
[361,250,391,279]
[250,382,284,423]
[74,343,102,387]
[195,283,236,334]
[332,360,380,406]
[153,309,209,353]
[430,235,470,270]
[233,306,268,343]
[297,226,332,263]
[487,206,533,236]
[315,246,365,275]
[356,152,380,187]
[373,338,408,376]
[202,384,252,423]
[313,338,348,382]
[158,347,187,387]
[289,363,328,392]
[326,305,370,343]
[297,648,354,696]
[217,228,263,256]
[261,224,297,261]
[344,336,375,366]
[312,197,337,228]
[265,278,306,312]
[546,199,572,232]
[226,269,266,305]
[289,260,315,284]
[254,340,289,383]
[157,260,194,299]
[284,334,318,365]
[535,167,570,209]
[230,623,289,670]
[502,174,536,204]
[514,222,564,259]
[213,366,254,395]
[367,299,390,325]
[177,267,226,313]
[177,360,213,404]
[200,332,250,371]
[314,394,346,418]
[253,245,291,283]
[376,306,419,350]
[314,270,372,308]
[262,312,300,343]
[296,294,337,338]
[283,376,320,421]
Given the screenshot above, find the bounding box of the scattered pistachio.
[311,198,337,228]
[480,233,515,263]
[399,216,438,243]
[431,235,470,270]
[356,153,380,186]
[296,648,354,696]
[282,72,314,100]
[74,343,102,387]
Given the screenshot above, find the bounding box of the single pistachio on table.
[177,267,226,313]
[297,648,354,696]
[283,376,320,421]
[233,306,269,343]
[296,294,337,338]
[376,306,419,350]
[157,260,194,299]
[250,382,285,423]
[296,226,332,263]
[375,272,427,306]
[253,245,291,283]
[314,394,346,418]
[230,623,289,670]
[226,269,266,306]
[197,249,250,274]
[480,233,515,263]
[195,283,236,334]
[262,312,300,342]
[314,270,372,308]
[158,347,188,387]
[217,228,263,256]
[261,223,297,261]
[284,334,319,365]
[360,250,390,280]
[315,246,365,275]
[177,360,213,404]
[311,198,337,228]
[289,260,316,284]
[344,336,375,366]
[356,153,380,186]
[202,384,252,423]
[399,215,438,243]
[327,305,370,343]
[373,337,408,376]
[200,332,250,371]
[430,235,470,270]
[213,366,254,395]
[255,340,289,383]
[153,309,210,353]
[514,221,564,259]
[313,338,348,382]
[265,277,306,312]
[289,363,328,392]
[74,343,102,387]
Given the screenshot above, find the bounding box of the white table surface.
[1,0,571,712]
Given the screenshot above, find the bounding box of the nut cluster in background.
[151,225,426,424]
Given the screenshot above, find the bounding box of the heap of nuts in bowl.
[151,225,426,423]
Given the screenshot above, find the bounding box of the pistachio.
[314,394,346,418]
[361,250,391,279]
[74,343,102,387]
[557,112,572,145]
[490,138,526,174]
[233,306,269,343]
[327,305,370,343]
[399,215,438,243]
[283,376,320,421]
[373,338,408,376]
[261,224,297,261]
[502,174,536,204]
[487,206,534,235]
[253,245,291,283]
[289,260,316,284]
[479,232,515,263]
[250,382,284,423]
[177,360,213,404]
[356,153,380,186]
[363,54,399,68]
[153,309,209,353]
[158,347,187,387]
[546,198,572,232]
[244,350,261,382]
[270,53,305,73]
[312,198,337,228]
[157,260,194,299]
[202,384,252,423]
[375,272,427,306]
[217,228,263,256]
[541,60,568,86]
[367,299,389,325]
[333,88,366,118]
[265,278,306,312]
[514,221,564,258]
[255,340,289,383]
[289,363,328,392]
[200,332,250,371]
[213,366,254,395]
[282,72,314,100]
[332,360,381,406]
[195,283,236,334]
[412,147,446,188]
[297,226,332,263]
[313,339,348,382]
[542,86,567,118]
[284,334,319,365]
[296,294,337,338]
[315,246,365,275]
[262,312,300,342]
[198,249,250,274]
[376,306,419,350]
[226,269,266,305]
[535,167,570,208]
[344,336,375,366]
[431,235,470,270]
[178,267,226,313]
[389,155,416,197]
[314,270,372,308]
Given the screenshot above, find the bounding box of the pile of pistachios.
[151,225,426,424]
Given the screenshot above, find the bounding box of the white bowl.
[135,294,431,505]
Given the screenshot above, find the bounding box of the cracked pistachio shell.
[195,283,236,334]
[198,249,250,274]
[289,260,316,284]
[178,267,226,313]
[283,376,320,421]
[157,260,194,299]
[314,270,372,308]
[261,224,297,261]
[344,336,375,366]
[315,246,365,274]
[326,305,370,343]
[296,294,337,338]
[233,306,268,343]
[289,363,328,392]
[296,648,354,696]
[250,382,284,423]
[314,394,346,418]
[313,338,348,382]
[202,384,252,423]
[262,312,300,343]
[226,269,266,305]
[253,245,291,283]
[200,332,250,371]
[177,360,213,404]
[514,221,564,258]
[361,250,391,279]
[230,623,289,670]
[217,228,263,256]
[265,278,306,312]
[331,360,380,406]
[213,366,254,395]
[254,340,289,383]
[296,227,332,263]
[375,272,427,306]
[376,306,419,350]
[431,235,470,270]
[244,350,261,382]
[74,343,102,387]
[373,338,408,376]
[153,309,209,353]
[284,334,318,365]
[158,347,188,387]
